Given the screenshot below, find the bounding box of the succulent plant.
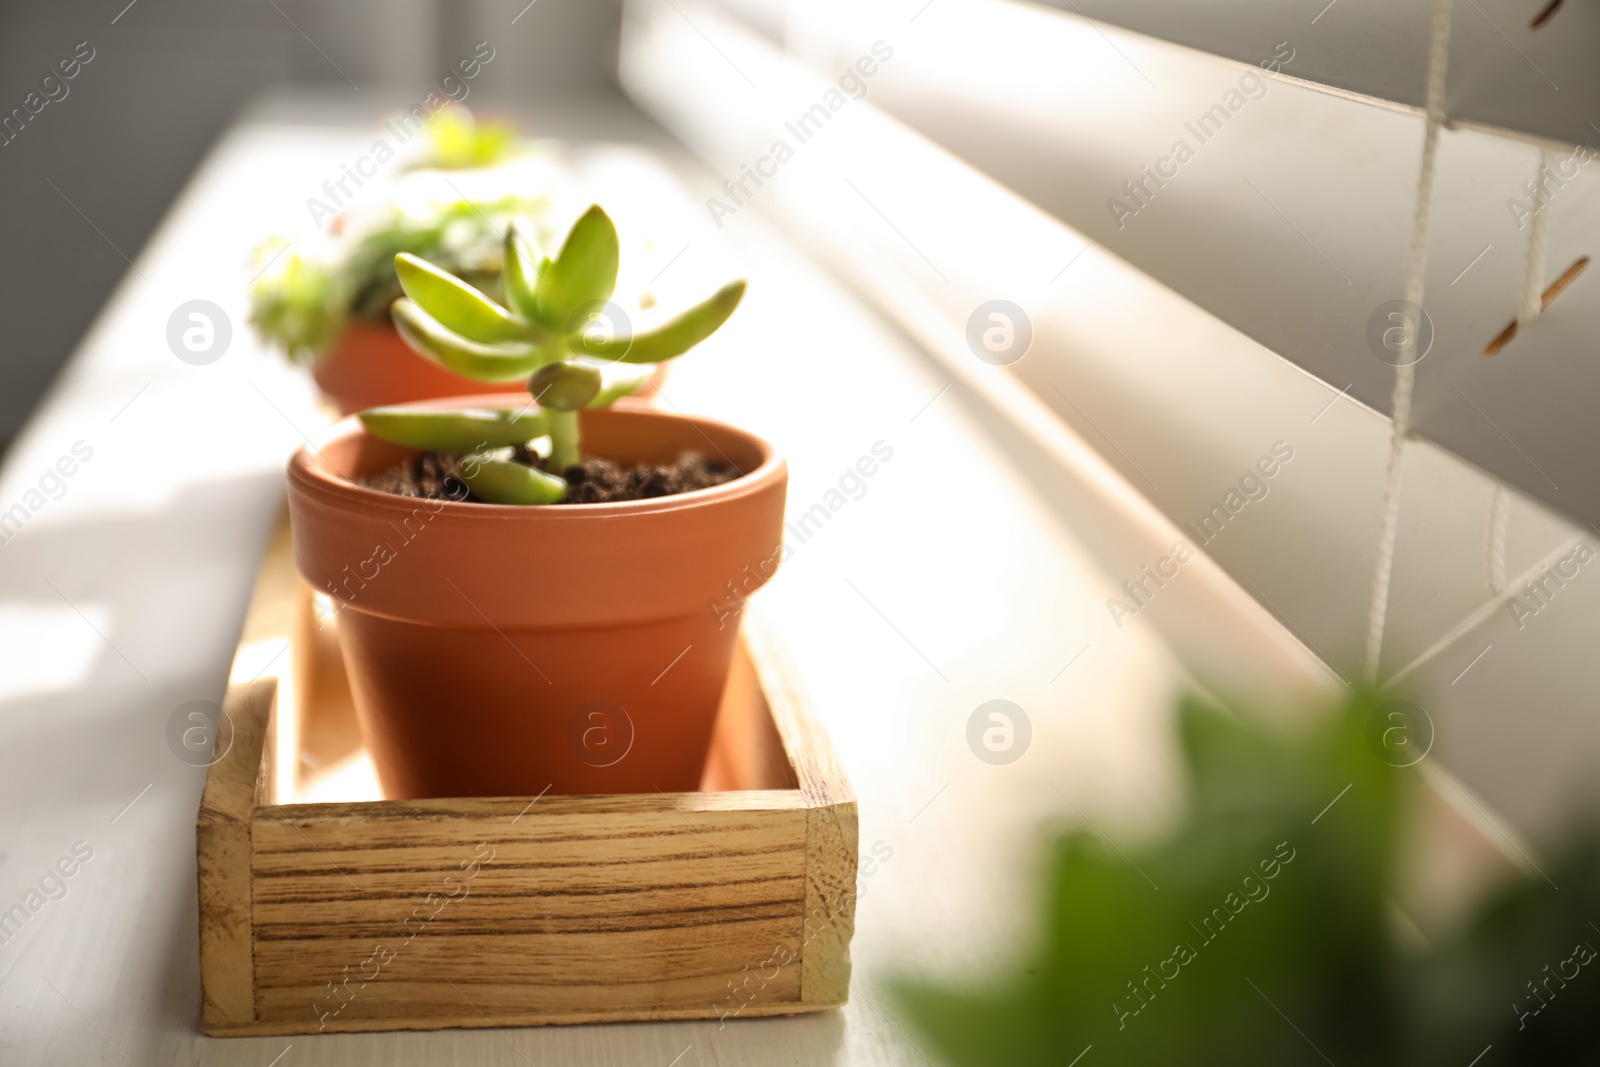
[361,204,745,505]
[407,106,519,172]
[249,194,554,362]
[246,244,346,361]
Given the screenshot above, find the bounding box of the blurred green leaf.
[247,245,346,363]
[892,690,1409,1067]
[1408,837,1600,1064]
[891,687,1600,1065]
[341,195,551,322]
[413,106,519,171]
[251,194,555,362]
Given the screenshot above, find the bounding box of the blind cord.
[1386,537,1582,688]
[1519,149,1556,323]
[1364,0,1455,684]
[1488,485,1510,594]
[1485,148,1555,597]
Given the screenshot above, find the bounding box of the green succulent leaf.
[393,253,535,345]
[391,298,544,383]
[572,280,745,364]
[358,407,549,452]
[502,219,545,323]
[459,454,567,505]
[528,359,603,412]
[534,205,619,329]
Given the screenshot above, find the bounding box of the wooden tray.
[197,516,857,1036]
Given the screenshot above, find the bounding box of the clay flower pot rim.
[289,397,786,521]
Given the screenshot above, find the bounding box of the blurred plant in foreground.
[892,690,1600,1065]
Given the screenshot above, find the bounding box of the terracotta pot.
[286,399,787,800]
[310,321,527,416]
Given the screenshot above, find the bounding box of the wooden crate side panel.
[801,800,858,1006]
[254,928,804,1027]
[206,998,836,1037]
[197,677,275,1032]
[249,806,809,1028]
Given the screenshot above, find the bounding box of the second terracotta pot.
[287,400,787,800]
[311,321,526,416]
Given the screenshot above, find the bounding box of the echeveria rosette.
[367,204,746,505]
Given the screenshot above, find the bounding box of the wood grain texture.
[196,677,275,1031]
[197,521,857,1036]
[249,803,807,1030]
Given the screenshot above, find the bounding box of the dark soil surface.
[363,451,470,500]
[360,448,740,505]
